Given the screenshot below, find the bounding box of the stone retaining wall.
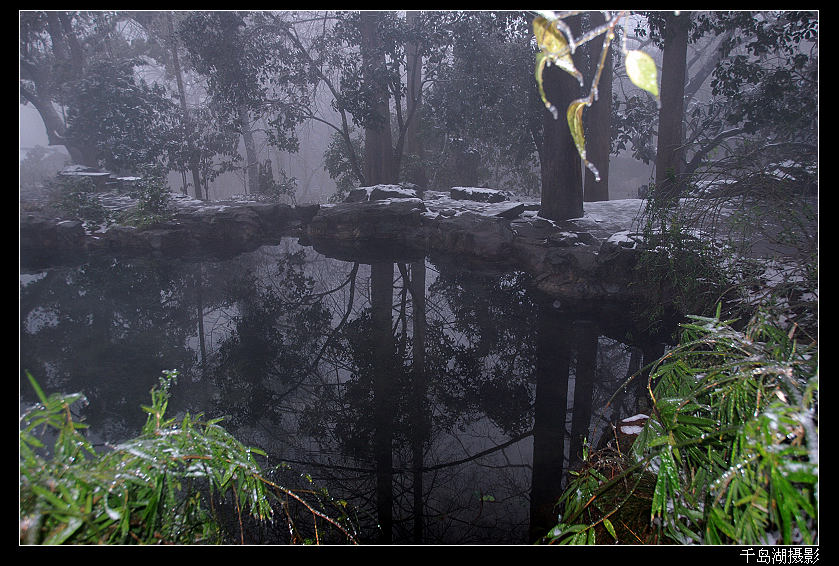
[20,190,647,308]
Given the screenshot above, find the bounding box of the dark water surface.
[20,237,666,544]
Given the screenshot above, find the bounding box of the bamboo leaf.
[43,517,84,545]
[30,484,73,512]
[26,372,48,404]
[602,517,618,541]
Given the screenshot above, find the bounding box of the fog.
[20,100,651,202]
[19,10,818,546]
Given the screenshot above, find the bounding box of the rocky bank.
[20,185,651,308]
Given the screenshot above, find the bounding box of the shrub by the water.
[542,308,818,545]
[19,370,360,545]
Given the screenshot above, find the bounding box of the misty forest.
[19,11,817,547]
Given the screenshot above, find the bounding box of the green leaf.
[652,447,681,520]
[26,372,48,404]
[602,517,618,541]
[566,99,586,157]
[550,522,587,539]
[44,516,84,545]
[30,484,73,512]
[625,49,659,101]
[676,414,717,427]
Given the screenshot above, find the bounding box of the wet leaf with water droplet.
[566,99,601,181]
[567,99,586,157]
[533,16,583,86]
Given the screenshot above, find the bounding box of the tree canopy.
[20,10,817,207]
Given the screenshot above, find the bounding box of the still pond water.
[20,237,667,544]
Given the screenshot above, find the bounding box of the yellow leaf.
[533,16,583,86]
[566,99,587,158]
[625,49,659,100]
[533,16,566,55]
[566,99,601,182]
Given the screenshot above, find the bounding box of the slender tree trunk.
[360,11,395,185]
[409,260,427,543]
[403,11,427,188]
[569,320,598,468]
[584,13,612,202]
[237,104,259,194]
[539,15,583,221]
[166,11,204,200]
[371,262,395,543]
[654,11,691,201]
[194,263,207,379]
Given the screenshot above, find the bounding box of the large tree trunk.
[539,16,583,221]
[654,11,691,201]
[371,262,395,543]
[360,11,395,185]
[583,13,612,202]
[20,11,98,167]
[21,87,96,166]
[529,304,572,541]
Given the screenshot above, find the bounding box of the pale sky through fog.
[20,104,49,150]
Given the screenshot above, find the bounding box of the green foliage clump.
[324,130,364,202]
[541,308,818,545]
[132,170,172,217]
[47,167,176,230]
[64,58,178,175]
[631,189,735,332]
[116,167,174,228]
[254,160,298,203]
[20,370,361,545]
[48,175,113,231]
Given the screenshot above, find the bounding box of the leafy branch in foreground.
[533,10,660,181]
[542,308,818,545]
[20,370,360,545]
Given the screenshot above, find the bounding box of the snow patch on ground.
[620,425,645,435]
[622,413,650,422]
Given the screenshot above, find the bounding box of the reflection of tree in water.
[582,338,657,453]
[21,241,668,544]
[284,256,659,543]
[207,249,334,429]
[289,259,542,543]
[20,257,201,441]
[424,264,538,436]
